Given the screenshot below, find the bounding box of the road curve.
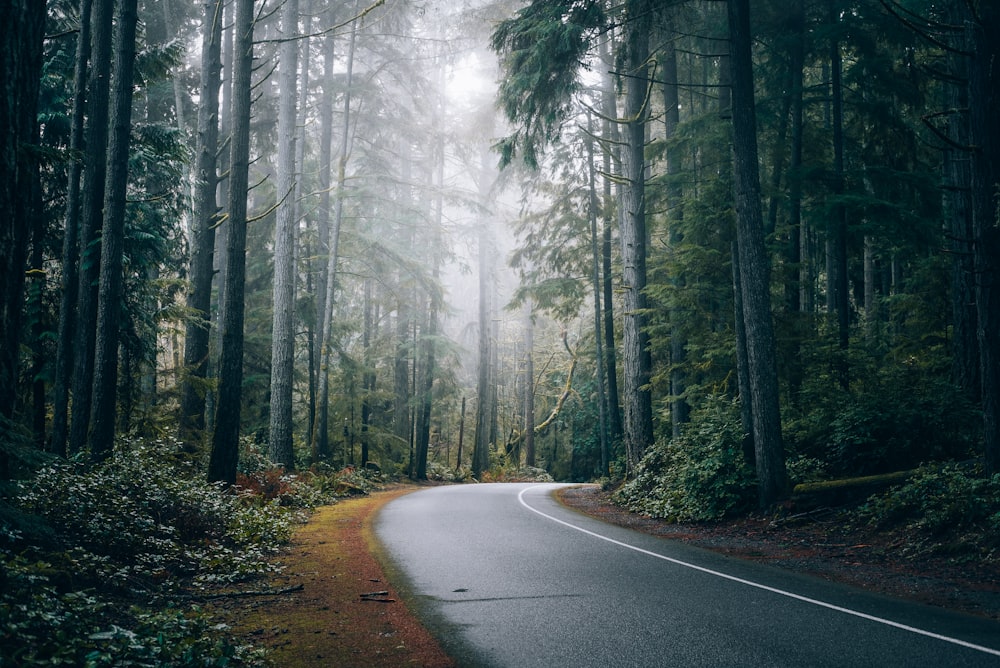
[374,483,1000,667]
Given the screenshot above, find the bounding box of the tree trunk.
[361,278,374,468]
[968,3,1000,475]
[68,0,115,455]
[50,0,93,457]
[208,0,254,485]
[585,120,608,476]
[829,0,850,389]
[268,0,300,469]
[88,0,139,460]
[472,147,495,479]
[523,302,536,468]
[597,35,623,448]
[178,0,224,448]
[661,16,689,436]
[414,136,445,479]
[414,299,435,479]
[311,23,335,456]
[312,7,358,462]
[456,396,466,470]
[945,39,978,401]
[732,240,755,466]
[786,0,806,402]
[0,0,43,477]
[619,0,654,472]
[728,0,786,507]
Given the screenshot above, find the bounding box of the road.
[374,483,1000,667]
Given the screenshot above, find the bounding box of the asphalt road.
[374,483,1000,667]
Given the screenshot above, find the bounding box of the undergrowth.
[613,396,756,522]
[851,463,1000,562]
[0,437,372,666]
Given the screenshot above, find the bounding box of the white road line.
[518,485,1000,658]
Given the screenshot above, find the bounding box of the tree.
[268,0,300,469]
[967,0,1000,475]
[50,0,94,457]
[0,0,45,474]
[208,0,254,485]
[472,145,496,479]
[618,0,654,472]
[68,0,115,454]
[313,6,359,463]
[178,0,224,449]
[88,0,140,459]
[728,0,786,506]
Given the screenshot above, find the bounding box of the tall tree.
[828,0,850,388]
[208,0,254,485]
[311,17,336,457]
[268,0,300,469]
[0,0,45,469]
[599,36,623,445]
[472,145,495,479]
[178,0,224,448]
[313,6,358,462]
[618,0,654,471]
[586,121,609,475]
[968,0,1000,475]
[728,0,786,506]
[659,6,690,435]
[68,0,116,454]
[50,0,94,457]
[88,0,140,459]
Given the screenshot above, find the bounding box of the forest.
[2,0,1000,662]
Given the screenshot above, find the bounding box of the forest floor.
[207,483,999,666]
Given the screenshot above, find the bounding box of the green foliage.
[785,349,980,476]
[857,464,1000,533]
[613,397,755,522]
[0,437,349,666]
[852,464,1000,561]
[492,0,605,167]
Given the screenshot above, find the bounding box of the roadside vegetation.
[611,364,1000,566]
[0,438,382,666]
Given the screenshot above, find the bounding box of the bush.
[856,464,1000,536]
[1,437,313,666]
[786,353,980,477]
[613,397,756,522]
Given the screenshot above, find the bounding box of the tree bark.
[68,0,115,455]
[599,37,624,446]
[585,120,608,476]
[829,0,849,389]
[178,0,224,449]
[728,0,787,507]
[968,2,1000,475]
[523,303,536,468]
[88,0,139,460]
[361,278,374,468]
[50,0,93,457]
[312,6,358,462]
[311,23,336,457]
[208,0,254,485]
[619,0,654,472]
[268,0,300,469]
[661,14,689,436]
[472,146,495,479]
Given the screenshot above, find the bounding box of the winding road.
[374,483,1000,667]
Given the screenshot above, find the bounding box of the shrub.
[613,396,756,522]
[856,464,1000,536]
[2,437,309,665]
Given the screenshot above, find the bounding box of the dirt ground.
[207,485,455,667]
[208,483,999,666]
